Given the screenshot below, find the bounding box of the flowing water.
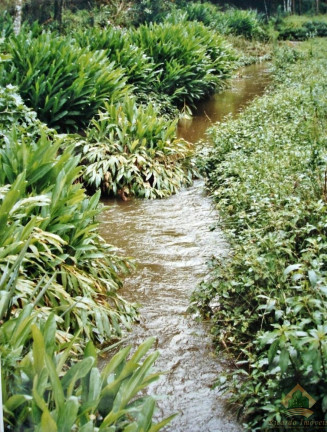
[99,63,271,432]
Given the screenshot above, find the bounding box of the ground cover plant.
[192,39,327,430]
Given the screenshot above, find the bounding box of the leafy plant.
[192,40,327,430]
[184,2,223,28]
[2,309,174,431]
[75,98,195,198]
[223,8,266,40]
[0,85,137,344]
[131,20,237,108]
[0,11,13,38]
[1,30,130,131]
[276,14,327,40]
[0,85,174,432]
[73,26,157,96]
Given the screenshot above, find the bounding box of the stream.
[99,63,271,432]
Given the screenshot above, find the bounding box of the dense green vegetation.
[76,99,194,199]
[0,3,239,430]
[0,16,236,197]
[275,14,327,39]
[0,87,136,344]
[0,87,177,430]
[192,39,327,429]
[2,31,129,131]
[1,1,327,430]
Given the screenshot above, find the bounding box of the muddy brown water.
[99,63,271,432]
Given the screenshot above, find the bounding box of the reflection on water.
[178,63,271,143]
[99,64,271,432]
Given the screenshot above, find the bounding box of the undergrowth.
[192,39,327,430]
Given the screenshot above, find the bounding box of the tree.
[13,0,23,35]
[54,0,64,26]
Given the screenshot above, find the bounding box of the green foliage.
[0,85,137,344]
[61,2,133,29]
[129,0,177,25]
[73,26,157,95]
[131,20,237,108]
[0,11,13,38]
[170,3,267,40]
[2,311,174,431]
[184,2,223,28]
[192,40,327,429]
[75,98,195,198]
[222,8,267,40]
[0,82,172,432]
[276,14,327,40]
[1,30,130,132]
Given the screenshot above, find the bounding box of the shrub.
[1,31,130,132]
[184,2,223,28]
[176,3,267,40]
[131,21,237,108]
[2,308,174,431]
[0,85,137,344]
[223,8,266,40]
[73,26,157,95]
[75,98,195,199]
[277,15,327,40]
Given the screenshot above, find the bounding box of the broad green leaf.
[41,410,57,432]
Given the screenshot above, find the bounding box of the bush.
[1,31,130,132]
[0,85,137,344]
[73,26,157,95]
[192,41,327,429]
[131,20,237,108]
[277,14,327,40]
[75,98,195,199]
[184,2,223,28]
[223,8,267,39]
[2,308,174,431]
[176,3,267,40]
